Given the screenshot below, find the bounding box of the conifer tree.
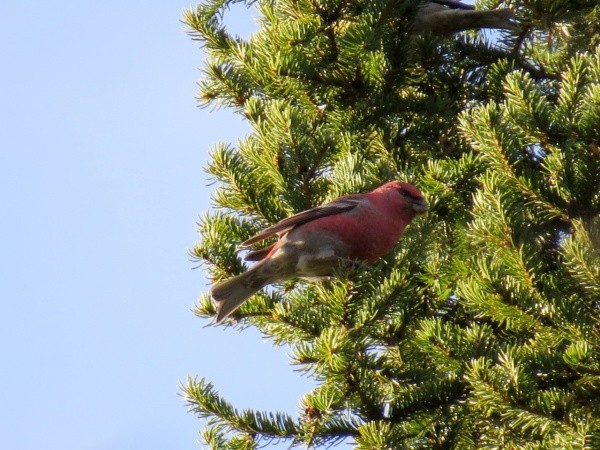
[183,0,600,447]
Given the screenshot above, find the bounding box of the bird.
[414,0,519,35]
[211,181,429,324]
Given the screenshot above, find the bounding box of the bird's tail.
[211,268,267,324]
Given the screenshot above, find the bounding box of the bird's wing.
[428,0,474,10]
[241,195,364,248]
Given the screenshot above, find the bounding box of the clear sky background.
[1,2,312,449]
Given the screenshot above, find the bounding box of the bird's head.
[376,181,429,216]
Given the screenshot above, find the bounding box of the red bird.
[211,181,429,324]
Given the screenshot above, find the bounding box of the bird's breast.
[297,213,406,263]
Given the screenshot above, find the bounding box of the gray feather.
[211,268,267,324]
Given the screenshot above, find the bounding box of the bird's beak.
[412,198,429,215]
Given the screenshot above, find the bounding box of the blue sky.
[1,2,312,448]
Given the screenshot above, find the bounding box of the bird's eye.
[398,188,410,197]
